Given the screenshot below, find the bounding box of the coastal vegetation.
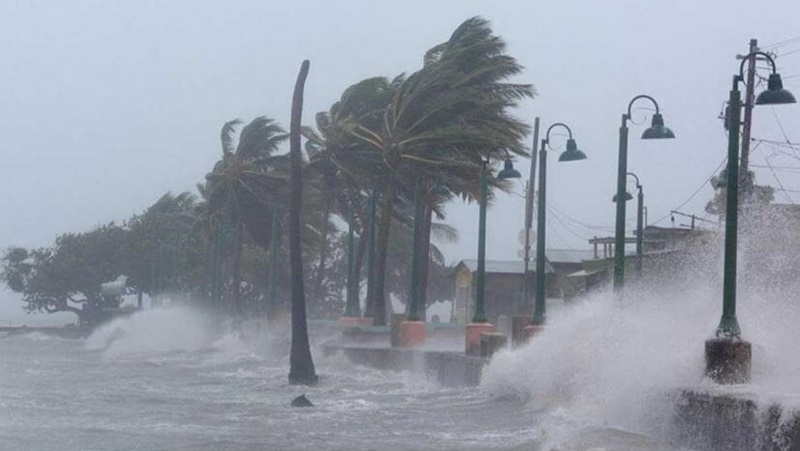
[1,17,531,384]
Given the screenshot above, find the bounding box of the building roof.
[544,249,596,264]
[456,259,554,274]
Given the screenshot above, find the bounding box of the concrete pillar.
[465,323,495,356]
[496,315,511,336]
[399,321,425,348]
[480,332,507,357]
[390,313,405,348]
[511,315,531,348]
[705,338,751,384]
[523,324,545,340]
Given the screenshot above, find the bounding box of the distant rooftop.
[457,259,554,274]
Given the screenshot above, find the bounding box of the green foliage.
[1,223,130,326]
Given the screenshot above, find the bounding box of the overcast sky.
[2,0,800,320]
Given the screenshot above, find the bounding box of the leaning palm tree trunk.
[288,59,317,385]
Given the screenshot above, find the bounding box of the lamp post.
[342,201,360,318]
[465,150,521,355]
[613,96,675,292]
[529,123,587,334]
[612,173,644,278]
[706,51,795,384]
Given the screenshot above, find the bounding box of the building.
[451,249,595,323]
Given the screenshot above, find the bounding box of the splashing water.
[482,219,800,446]
[85,306,215,356]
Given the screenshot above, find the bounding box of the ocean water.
[0,305,692,451]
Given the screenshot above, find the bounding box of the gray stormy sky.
[2,0,800,320]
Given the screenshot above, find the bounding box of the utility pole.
[739,38,758,195]
[522,117,539,311]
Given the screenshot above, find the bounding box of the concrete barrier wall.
[672,390,800,451]
[321,343,486,388]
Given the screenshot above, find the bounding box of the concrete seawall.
[673,390,800,451]
[323,341,800,450]
[321,342,486,388]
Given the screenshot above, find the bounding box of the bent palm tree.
[288,60,317,385]
[348,17,534,325]
[203,117,288,316]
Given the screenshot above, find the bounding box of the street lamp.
[613,96,675,291]
[612,172,644,278]
[706,51,795,384]
[343,201,360,318]
[530,123,587,331]
[465,149,521,355]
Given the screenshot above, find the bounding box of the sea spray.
[481,279,720,442]
[85,306,214,356]
[481,212,800,445]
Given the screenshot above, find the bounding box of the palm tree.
[203,117,288,316]
[288,60,317,386]
[346,17,533,325]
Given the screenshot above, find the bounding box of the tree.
[126,192,205,302]
[288,59,317,385]
[203,117,289,316]
[1,224,130,328]
[346,17,533,325]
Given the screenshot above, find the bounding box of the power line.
[778,48,800,58]
[548,202,614,232]
[764,154,795,204]
[750,163,800,171]
[652,156,727,225]
[751,137,800,148]
[763,36,800,50]
[770,107,800,160]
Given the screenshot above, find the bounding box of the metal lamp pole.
[717,52,795,339]
[613,173,644,278]
[613,95,675,292]
[635,178,644,278]
[473,150,522,323]
[406,179,424,321]
[706,51,795,384]
[532,123,587,326]
[343,202,360,317]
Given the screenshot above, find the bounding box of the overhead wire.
[763,152,795,204]
[651,156,727,225]
[762,36,800,50]
[546,204,591,243]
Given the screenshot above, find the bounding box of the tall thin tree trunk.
[352,224,368,307]
[363,191,377,318]
[231,221,243,317]
[373,178,396,326]
[418,203,433,322]
[288,60,317,385]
